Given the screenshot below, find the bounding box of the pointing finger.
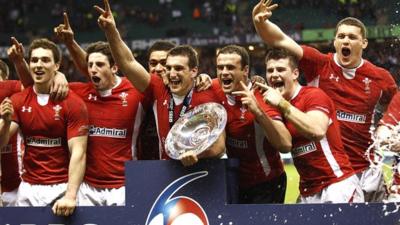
[232,91,246,97]
[10,37,20,46]
[267,3,279,11]
[11,37,23,53]
[63,12,70,29]
[255,81,271,91]
[93,5,106,15]
[239,81,250,91]
[104,0,111,14]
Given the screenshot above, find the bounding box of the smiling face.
[333,24,368,68]
[148,50,168,77]
[165,55,197,96]
[266,58,299,100]
[87,52,118,91]
[29,47,59,85]
[216,53,249,94]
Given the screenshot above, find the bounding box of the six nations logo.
[145,171,209,225]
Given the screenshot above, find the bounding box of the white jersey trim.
[254,123,271,177]
[17,131,23,175]
[290,84,302,101]
[307,75,320,87]
[333,53,364,79]
[98,75,122,97]
[131,103,145,160]
[320,136,344,178]
[153,100,162,159]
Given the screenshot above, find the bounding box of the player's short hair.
[217,45,250,70]
[148,41,176,59]
[335,17,367,39]
[167,45,198,69]
[28,38,62,64]
[86,41,115,66]
[265,48,299,70]
[0,59,10,80]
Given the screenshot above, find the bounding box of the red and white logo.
[53,105,62,120]
[21,106,32,113]
[119,92,128,107]
[146,171,209,225]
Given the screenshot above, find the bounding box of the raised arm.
[8,37,69,101]
[252,0,303,59]
[52,135,87,216]
[7,37,33,88]
[257,82,329,141]
[54,12,89,77]
[232,81,292,152]
[94,0,150,92]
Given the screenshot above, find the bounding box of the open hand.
[252,0,278,23]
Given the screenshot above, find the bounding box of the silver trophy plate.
[165,102,227,160]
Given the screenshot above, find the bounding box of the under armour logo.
[362,77,371,93]
[163,99,168,106]
[329,74,339,82]
[119,92,128,107]
[88,94,97,101]
[21,106,32,112]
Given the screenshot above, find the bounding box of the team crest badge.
[362,77,371,94]
[53,105,62,120]
[240,106,247,120]
[119,92,128,107]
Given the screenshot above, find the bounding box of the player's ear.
[190,67,198,79]
[54,63,60,71]
[243,65,250,80]
[292,68,299,80]
[362,38,368,50]
[111,64,118,74]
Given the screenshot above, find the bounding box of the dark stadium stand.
[0,0,399,84]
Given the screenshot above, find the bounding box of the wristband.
[278,99,292,117]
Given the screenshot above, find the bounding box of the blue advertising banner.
[0,159,399,225]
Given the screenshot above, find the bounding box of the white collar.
[33,86,50,106]
[333,53,364,79]
[98,76,122,97]
[172,93,185,105]
[289,84,302,101]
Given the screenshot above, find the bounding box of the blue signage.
[0,159,399,225]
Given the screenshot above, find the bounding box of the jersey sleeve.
[380,92,400,126]
[143,74,163,103]
[302,88,333,118]
[65,93,89,139]
[210,78,226,104]
[299,45,329,83]
[9,92,22,125]
[377,68,397,106]
[69,82,88,98]
[0,80,22,95]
